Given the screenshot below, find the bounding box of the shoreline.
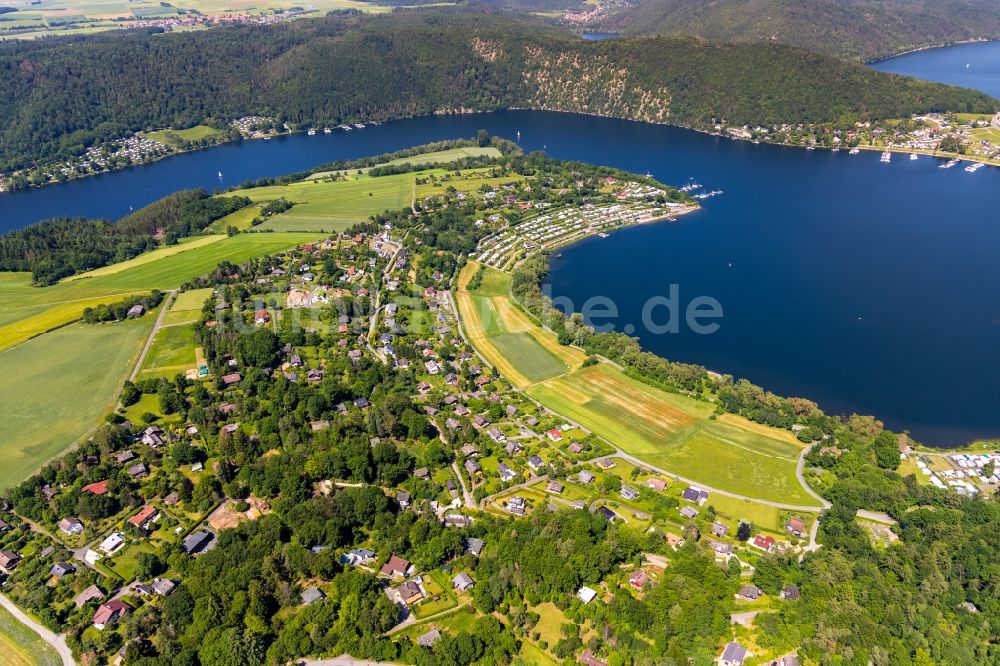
[865,38,996,65]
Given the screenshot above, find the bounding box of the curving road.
[0,592,74,666]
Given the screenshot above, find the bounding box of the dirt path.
[0,593,74,666]
[451,461,476,509]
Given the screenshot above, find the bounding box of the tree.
[121,381,141,407]
[736,522,752,541]
[873,431,900,469]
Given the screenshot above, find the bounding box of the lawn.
[162,287,214,326]
[0,603,61,666]
[487,332,571,385]
[0,318,152,491]
[707,494,784,532]
[137,323,197,380]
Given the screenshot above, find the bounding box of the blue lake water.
[1,41,998,444]
[870,40,1000,99]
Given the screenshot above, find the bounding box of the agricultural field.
[456,262,817,506]
[230,172,417,232]
[0,319,152,491]
[65,235,227,282]
[0,233,314,351]
[0,603,61,666]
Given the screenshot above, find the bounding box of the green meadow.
[0,319,152,491]
[140,125,222,147]
[456,263,815,506]
[0,233,317,351]
[137,323,198,380]
[307,146,501,179]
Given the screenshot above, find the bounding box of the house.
[647,477,666,491]
[82,479,110,495]
[115,449,136,464]
[453,572,475,591]
[74,585,104,608]
[546,428,563,442]
[128,505,158,530]
[126,303,144,318]
[418,629,442,648]
[397,580,426,606]
[141,425,164,447]
[505,405,518,416]
[507,496,526,515]
[547,480,564,494]
[98,532,125,555]
[620,485,640,501]
[466,538,485,557]
[597,506,617,522]
[0,550,21,573]
[396,491,411,509]
[681,486,710,505]
[527,455,545,471]
[578,470,595,484]
[460,444,479,457]
[712,522,729,537]
[301,586,325,605]
[342,548,377,567]
[488,427,507,443]
[719,641,749,666]
[0,519,6,532]
[182,530,214,555]
[709,541,733,558]
[785,517,806,537]
[445,418,461,430]
[444,514,472,528]
[568,443,583,454]
[163,492,179,506]
[579,649,609,666]
[254,309,270,325]
[498,463,517,482]
[472,415,489,428]
[413,467,430,481]
[58,517,84,535]
[577,586,598,605]
[595,458,616,470]
[680,506,699,519]
[464,460,482,475]
[629,569,650,589]
[379,555,413,579]
[354,397,370,409]
[126,462,148,479]
[780,583,801,600]
[525,416,539,427]
[752,535,776,552]
[152,578,176,596]
[455,404,471,417]
[221,372,242,386]
[93,599,130,630]
[739,585,761,600]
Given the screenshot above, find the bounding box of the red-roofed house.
[379,555,413,579]
[128,505,158,529]
[93,599,130,630]
[752,535,775,552]
[82,480,109,496]
[546,429,563,442]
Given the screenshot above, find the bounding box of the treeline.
[81,291,164,324]
[0,10,994,172]
[611,0,1000,61]
[0,190,250,285]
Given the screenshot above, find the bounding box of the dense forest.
[0,10,994,172]
[0,190,249,285]
[604,0,1000,61]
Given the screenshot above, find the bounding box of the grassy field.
[163,287,214,326]
[455,262,816,506]
[230,172,419,232]
[140,125,222,147]
[0,233,314,351]
[64,235,226,281]
[307,146,501,179]
[0,319,152,491]
[137,323,197,380]
[0,603,61,666]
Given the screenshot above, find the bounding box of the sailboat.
[218,171,223,178]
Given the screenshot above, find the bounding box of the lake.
[870,40,1000,99]
[1,42,998,444]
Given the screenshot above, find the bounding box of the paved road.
[796,445,832,510]
[0,592,75,666]
[451,461,476,509]
[478,474,548,509]
[730,610,761,628]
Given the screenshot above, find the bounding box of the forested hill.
[0,10,996,172]
[606,0,1000,61]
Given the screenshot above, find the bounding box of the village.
[0,163,814,666]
